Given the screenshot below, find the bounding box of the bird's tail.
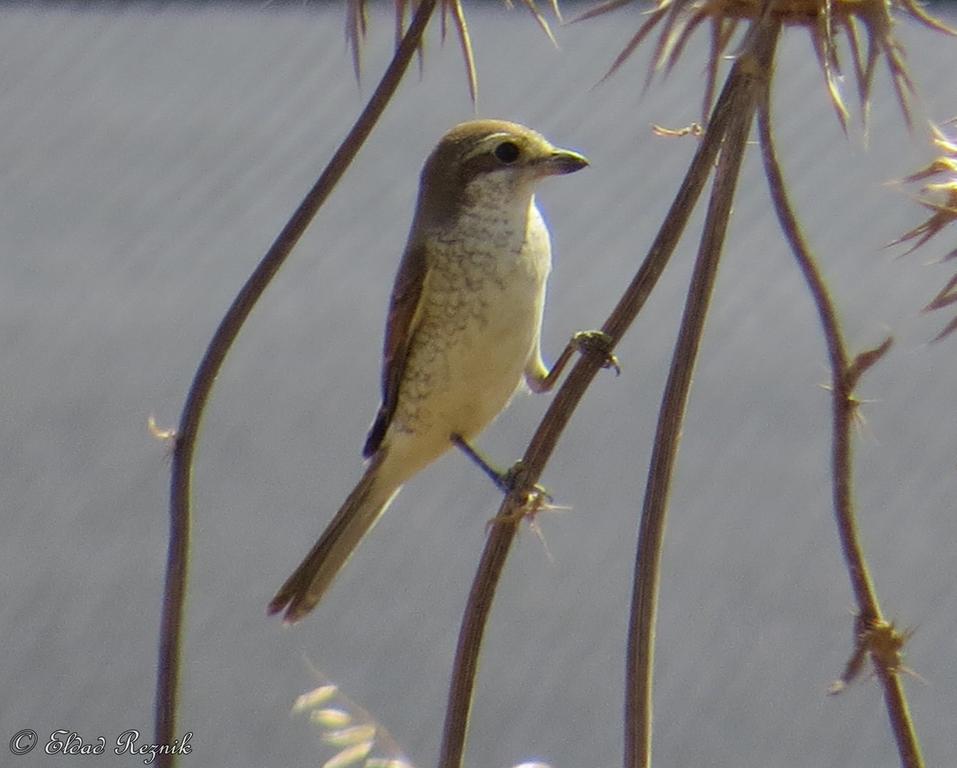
[268,450,400,624]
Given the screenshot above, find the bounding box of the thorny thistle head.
[343,0,954,133]
[574,0,955,128]
[347,0,561,104]
[893,122,957,341]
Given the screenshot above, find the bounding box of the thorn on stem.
[844,336,893,390]
[829,614,915,695]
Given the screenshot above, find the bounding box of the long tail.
[268,450,400,624]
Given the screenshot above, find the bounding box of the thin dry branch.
[757,66,922,768]
[437,20,773,768]
[626,13,779,768]
[153,3,439,765]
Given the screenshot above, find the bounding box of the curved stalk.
[437,23,764,768]
[625,16,779,768]
[757,71,921,768]
[153,3,438,764]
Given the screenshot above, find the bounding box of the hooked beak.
[541,148,589,176]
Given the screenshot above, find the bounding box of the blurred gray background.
[2,2,956,766]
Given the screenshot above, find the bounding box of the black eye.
[493,141,520,164]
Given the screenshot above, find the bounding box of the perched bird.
[269,119,592,624]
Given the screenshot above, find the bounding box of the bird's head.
[416,119,588,227]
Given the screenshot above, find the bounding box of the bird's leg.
[450,433,553,505]
[450,433,516,494]
[527,330,621,394]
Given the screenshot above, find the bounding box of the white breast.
[389,194,552,461]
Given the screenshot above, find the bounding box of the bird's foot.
[451,435,557,527]
[498,460,553,503]
[572,330,621,375]
[485,460,555,527]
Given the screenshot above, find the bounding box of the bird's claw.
[572,330,621,375]
[496,460,552,501]
[486,461,554,527]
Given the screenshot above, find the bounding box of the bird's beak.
[541,148,589,176]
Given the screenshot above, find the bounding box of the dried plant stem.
[757,75,921,768]
[626,16,778,768]
[152,3,438,764]
[437,21,768,768]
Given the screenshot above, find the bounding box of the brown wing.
[362,240,429,458]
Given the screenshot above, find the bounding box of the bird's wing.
[362,240,429,458]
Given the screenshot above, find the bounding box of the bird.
[268,119,595,624]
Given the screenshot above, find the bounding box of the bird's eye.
[493,141,521,164]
